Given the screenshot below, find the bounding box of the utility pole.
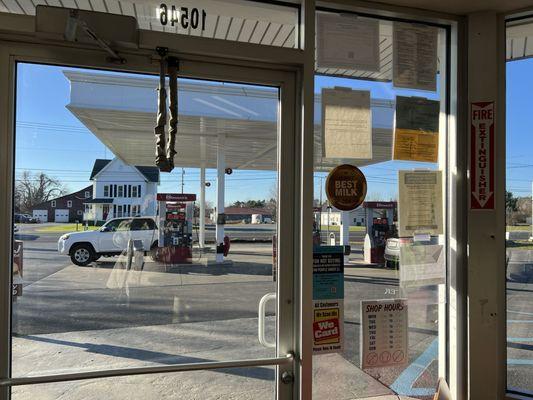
[181,168,185,193]
[530,181,533,241]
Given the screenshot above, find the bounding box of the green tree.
[506,191,519,225]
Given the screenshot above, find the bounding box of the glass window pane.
[313,11,448,399]
[506,18,533,395]
[11,368,276,399]
[11,63,280,393]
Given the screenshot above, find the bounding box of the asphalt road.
[10,223,533,396]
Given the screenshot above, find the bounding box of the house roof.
[30,185,93,210]
[223,207,272,215]
[90,159,160,183]
[89,159,111,180]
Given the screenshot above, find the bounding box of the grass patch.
[507,240,533,250]
[36,224,99,233]
[507,226,531,231]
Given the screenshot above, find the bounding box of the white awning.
[507,18,533,61]
[65,70,396,171]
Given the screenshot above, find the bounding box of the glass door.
[0,40,297,400]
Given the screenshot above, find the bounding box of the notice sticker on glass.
[322,87,372,160]
[400,243,445,287]
[398,170,443,237]
[361,299,408,369]
[313,246,344,354]
[393,96,440,162]
[393,22,438,91]
[317,13,380,72]
[313,299,344,354]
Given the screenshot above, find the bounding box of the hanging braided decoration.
[154,51,178,173]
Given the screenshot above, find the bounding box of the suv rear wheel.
[70,244,95,266]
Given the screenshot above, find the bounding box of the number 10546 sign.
[159,4,207,30]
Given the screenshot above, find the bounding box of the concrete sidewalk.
[12,317,395,400]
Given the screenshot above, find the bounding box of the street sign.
[470,102,495,210]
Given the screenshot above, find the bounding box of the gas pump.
[156,193,196,263]
[363,201,396,265]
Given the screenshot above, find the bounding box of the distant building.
[210,206,274,223]
[84,158,160,225]
[316,202,397,227]
[32,186,93,223]
[317,206,366,226]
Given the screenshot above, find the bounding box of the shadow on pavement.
[85,260,274,276]
[19,335,275,381]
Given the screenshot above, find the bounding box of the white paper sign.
[361,299,408,369]
[400,243,445,287]
[393,22,438,91]
[317,13,380,72]
[322,87,372,159]
[398,170,443,237]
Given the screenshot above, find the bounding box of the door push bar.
[0,354,294,387]
[154,47,178,173]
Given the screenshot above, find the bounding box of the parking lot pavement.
[10,226,452,398]
[12,315,413,400]
[507,278,533,393]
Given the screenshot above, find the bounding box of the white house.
[317,206,367,226]
[83,158,159,224]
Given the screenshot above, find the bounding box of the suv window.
[103,218,131,232]
[130,218,156,231]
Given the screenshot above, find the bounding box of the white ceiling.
[372,0,533,14]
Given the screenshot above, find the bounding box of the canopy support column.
[340,211,350,247]
[199,164,206,248]
[199,133,206,249]
[216,134,225,263]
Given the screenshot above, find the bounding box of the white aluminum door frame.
[0,25,301,400]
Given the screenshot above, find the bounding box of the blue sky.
[15,59,529,205]
[506,58,533,197]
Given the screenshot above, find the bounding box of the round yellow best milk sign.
[325,164,367,211]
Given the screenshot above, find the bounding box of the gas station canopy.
[65,70,395,171]
[507,17,533,61]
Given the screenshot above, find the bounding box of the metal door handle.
[258,292,276,348]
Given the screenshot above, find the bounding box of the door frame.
[0,23,302,400]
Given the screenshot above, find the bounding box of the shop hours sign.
[360,299,408,369]
[158,4,207,30]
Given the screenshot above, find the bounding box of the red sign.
[166,203,185,210]
[167,213,185,220]
[471,102,495,210]
[157,193,196,202]
[313,317,340,344]
[363,201,397,209]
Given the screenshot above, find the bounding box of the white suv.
[58,217,158,266]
